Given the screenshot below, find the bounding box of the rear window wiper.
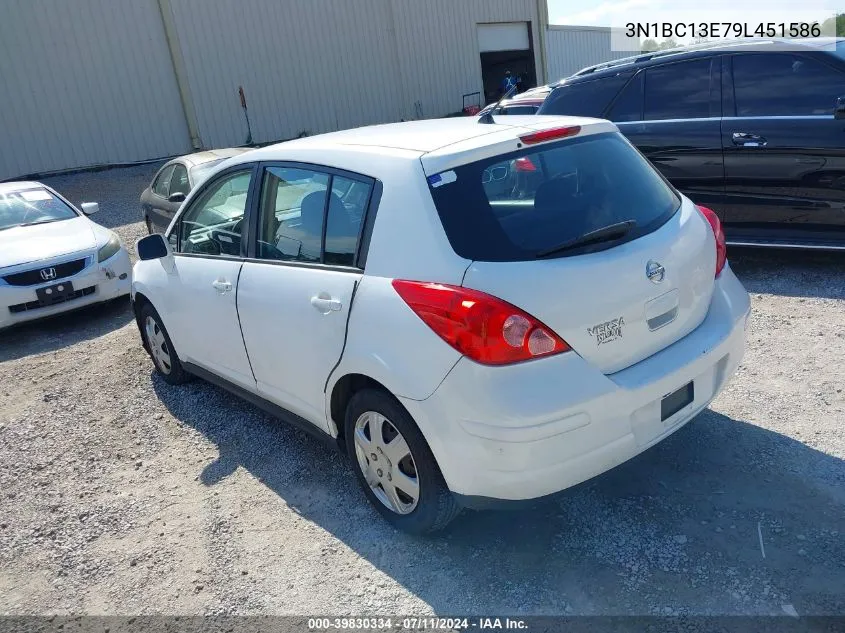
[535,219,637,259]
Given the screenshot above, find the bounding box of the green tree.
[641,38,658,52]
[658,38,680,50]
[821,13,844,36]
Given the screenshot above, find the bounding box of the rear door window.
[731,53,845,116]
[427,132,680,261]
[255,166,370,267]
[539,72,633,117]
[644,58,713,120]
[169,164,191,196]
[607,72,643,122]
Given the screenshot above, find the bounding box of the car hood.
[0,216,102,269]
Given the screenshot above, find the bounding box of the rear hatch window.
[427,131,680,262]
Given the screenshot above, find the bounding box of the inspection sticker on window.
[427,170,457,188]
[19,190,53,202]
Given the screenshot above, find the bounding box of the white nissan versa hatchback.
[132,115,750,534]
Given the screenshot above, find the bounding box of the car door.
[721,51,845,241]
[607,56,726,218]
[162,165,258,389]
[236,164,375,430]
[142,164,176,232]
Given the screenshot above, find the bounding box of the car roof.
[243,116,594,157]
[0,180,47,195]
[564,37,844,82]
[174,148,250,169]
[218,115,615,180]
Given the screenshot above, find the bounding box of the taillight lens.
[514,157,537,172]
[392,280,571,365]
[519,126,581,145]
[696,205,726,278]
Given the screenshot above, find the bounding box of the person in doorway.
[500,70,517,96]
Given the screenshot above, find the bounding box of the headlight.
[97,233,122,262]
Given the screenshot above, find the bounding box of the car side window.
[256,166,370,267]
[732,53,845,117]
[607,72,643,122]
[177,170,252,257]
[326,176,367,266]
[169,164,191,196]
[540,73,633,117]
[644,59,712,121]
[152,165,175,197]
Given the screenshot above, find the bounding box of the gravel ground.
[0,165,843,617]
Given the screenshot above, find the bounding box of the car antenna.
[478,84,517,124]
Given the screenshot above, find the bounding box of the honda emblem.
[40,267,57,281]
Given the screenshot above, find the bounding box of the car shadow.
[729,248,845,300]
[0,297,133,362]
[152,375,845,616]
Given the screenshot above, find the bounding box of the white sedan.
[131,115,750,534]
[0,181,131,330]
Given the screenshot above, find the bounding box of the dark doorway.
[480,50,537,104]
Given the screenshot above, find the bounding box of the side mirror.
[835,97,845,120]
[167,192,186,203]
[137,233,172,261]
[80,202,99,215]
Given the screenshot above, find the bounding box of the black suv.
[538,39,845,249]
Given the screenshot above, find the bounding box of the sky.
[547,0,840,44]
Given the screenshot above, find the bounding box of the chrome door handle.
[311,294,342,313]
[732,132,767,147]
[212,279,232,293]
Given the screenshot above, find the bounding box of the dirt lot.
[0,165,843,616]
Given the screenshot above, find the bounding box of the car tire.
[138,302,191,385]
[344,388,460,535]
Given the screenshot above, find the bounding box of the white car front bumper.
[0,249,131,330]
[401,265,751,505]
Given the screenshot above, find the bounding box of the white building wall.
[387,0,544,120]
[167,0,544,149]
[0,0,546,178]
[0,0,191,180]
[165,0,408,149]
[546,25,639,82]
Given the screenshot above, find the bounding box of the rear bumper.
[400,265,751,502]
[0,249,131,330]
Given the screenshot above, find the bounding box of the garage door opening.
[478,22,537,105]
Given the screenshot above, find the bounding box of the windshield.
[0,188,78,231]
[427,132,680,261]
[190,159,227,187]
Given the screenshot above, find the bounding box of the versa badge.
[588,317,624,346]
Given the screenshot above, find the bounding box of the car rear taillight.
[514,157,537,172]
[392,280,570,365]
[696,205,726,277]
[519,126,581,145]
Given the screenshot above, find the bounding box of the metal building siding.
[166,0,408,149]
[167,0,542,146]
[388,0,542,119]
[0,0,190,179]
[546,26,638,82]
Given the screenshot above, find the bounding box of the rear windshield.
[427,132,680,261]
[0,188,77,231]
